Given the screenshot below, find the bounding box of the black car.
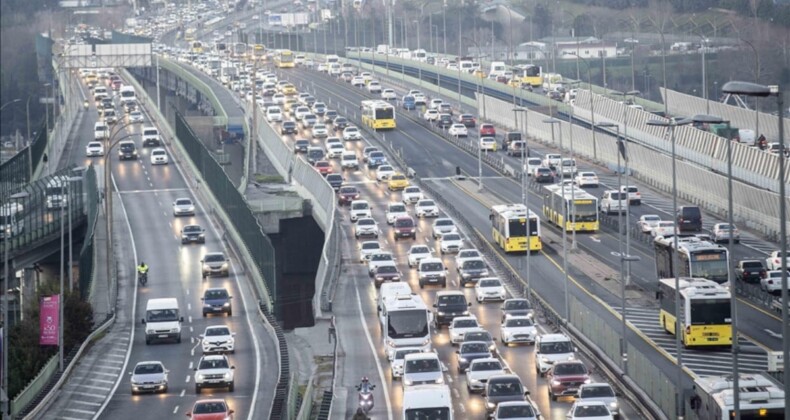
[293,139,310,153]
[324,110,338,124]
[333,116,349,131]
[433,292,471,327]
[326,173,344,190]
[118,141,137,160]
[457,258,489,286]
[180,224,206,244]
[736,260,767,283]
[437,114,453,128]
[281,121,297,135]
[534,167,554,183]
[456,341,493,373]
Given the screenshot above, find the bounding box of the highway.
[58,72,279,419]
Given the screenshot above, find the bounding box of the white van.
[378,282,413,313]
[418,258,447,288]
[142,298,183,344]
[142,126,161,147]
[403,384,453,419]
[266,106,283,122]
[93,86,109,101]
[0,204,24,239]
[600,190,627,214]
[94,121,109,140]
[119,85,136,104]
[535,333,576,376]
[488,61,506,79]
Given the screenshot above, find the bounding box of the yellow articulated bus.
[515,64,542,88]
[657,277,732,347]
[274,49,295,68]
[191,41,203,54]
[541,184,599,232]
[490,204,542,253]
[361,100,396,130]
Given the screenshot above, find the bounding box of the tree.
[533,4,552,39]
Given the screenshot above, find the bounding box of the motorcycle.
[83,100,89,110]
[138,271,148,286]
[356,380,375,414]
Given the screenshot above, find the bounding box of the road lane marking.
[180,390,186,397]
[185,375,191,383]
[354,286,394,420]
[173,405,179,414]
[764,329,782,338]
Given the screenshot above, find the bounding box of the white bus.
[379,294,432,359]
[0,203,24,239]
[403,384,453,420]
[654,235,729,284]
[690,373,784,419]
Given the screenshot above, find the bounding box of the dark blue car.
[367,151,388,168]
[402,95,416,110]
[202,288,232,317]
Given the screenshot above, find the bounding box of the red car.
[186,399,234,420]
[458,114,476,127]
[315,160,333,175]
[547,361,591,401]
[337,186,360,205]
[479,123,496,136]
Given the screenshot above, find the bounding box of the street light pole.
[545,118,569,322]
[648,117,692,419]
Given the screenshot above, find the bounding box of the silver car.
[466,357,507,393]
[576,383,621,418]
[432,218,457,239]
[172,197,196,216]
[201,252,229,277]
[130,361,168,395]
[712,223,740,243]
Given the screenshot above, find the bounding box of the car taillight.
[775,259,781,264]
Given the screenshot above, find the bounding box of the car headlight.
[486,401,496,409]
[610,402,618,409]
[203,303,212,308]
[196,373,205,381]
[568,354,575,360]
[462,310,470,316]
[541,357,550,364]
[551,380,560,386]
[458,357,467,363]
[437,311,445,315]
[584,378,592,384]
[436,376,444,384]
[223,372,232,380]
[221,263,228,270]
[171,327,179,333]
[223,302,230,307]
[403,378,413,386]
[375,276,384,280]
[422,337,431,346]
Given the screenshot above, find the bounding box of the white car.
[455,248,482,267]
[325,136,343,147]
[543,153,562,167]
[402,352,444,389]
[526,157,542,175]
[407,244,432,267]
[85,141,104,157]
[172,198,196,216]
[439,233,464,254]
[492,402,540,420]
[391,347,424,378]
[200,325,236,354]
[637,214,662,233]
[342,126,362,141]
[429,99,443,109]
[766,251,790,271]
[367,81,382,93]
[415,199,439,218]
[423,109,439,121]
[351,76,365,86]
[266,106,283,122]
[432,218,457,239]
[381,88,397,100]
[194,354,235,393]
[326,143,346,159]
[449,315,480,344]
[358,241,383,263]
[150,148,169,165]
[566,401,614,420]
[293,106,311,120]
[367,252,395,276]
[413,93,427,105]
[272,93,285,104]
[651,221,677,238]
[761,270,790,294]
[402,186,424,204]
[354,217,379,239]
[128,110,144,123]
[475,277,506,302]
[448,124,468,137]
[312,123,329,138]
[479,137,497,151]
[349,200,372,221]
[360,72,373,83]
[500,315,537,346]
[577,383,621,418]
[341,152,359,169]
[386,202,409,224]
[466,358,508,393]
[375,165,395,181]
[574,171,599,187]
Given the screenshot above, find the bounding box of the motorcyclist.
[356,377,375,413]
[137,262,149,276]
[358,377,373,393]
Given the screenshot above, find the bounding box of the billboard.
[40,295,60,346]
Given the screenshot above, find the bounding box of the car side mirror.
[193,368,198,371]
[231,366,236,369]
[371,385,376,390]
[525,390,530,396]
[229,296,233,299]
[200,297,204,301]
[455,350,460,354]
[186,413,192,418]
[228,410,234,415]
[141,318,146,324]
[616,391,623,397]
[467,302,472,307]
[200,259,204,263]
[180,317,184,322]
[433,303,437,307]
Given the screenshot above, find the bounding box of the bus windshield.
[375,107,394,120]
[572,201,597,222]
[525,66,540,77]
[690,299,730,325]
[387,310,429,339]
[689,252,729,282]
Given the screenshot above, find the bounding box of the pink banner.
[40,295,59,346]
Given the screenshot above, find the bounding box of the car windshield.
[340,187,357,194]
[497,404,535,418]
[488,380,522,396]
[146,308,178,322]
[193,402,228,414]
[395,219,414,227]
[405,358,440,373]
[505,300,531,310]
[371,254,392,261]
[644,216,660,222]
[205,327,230,336]
[395,349,421,360]
[436,220,453,226]
[378,265,397,274]
[554,363,587,375]
[419,200,435,207]
[472,361,501,371]
[204,289,228,299]
[358,219,375,226]
[464,260,485,270]
[380,166,393,172]
[405,187,420,194]
[453,319,478,328]
[506,318,533,327]
[422,262,443,272]
[742,261,763,268]
[198,357,229,370]
[327,174,342,181]
[581,386,615,398]
[204,254,225,262]
[437,295,464,306]
[540,341,573,354]
[391,175,406,181]
[362,243,380,250]
[459,250,480,259]
[390,205,406,213]
[411,246,429,254]
[370,152,384,158]
[352,203,369,210]
[479,279,501,288]
[134,363,164,374]
[184,225,201,233]
[574,405,611,417]
[465,331,491,341]
[461,342,489,353]
[443,234,460,241]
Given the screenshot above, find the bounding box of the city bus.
[690,373,785,420]
[657,277,732,347]
[515,64,542,88]
[190,41,203,54]
[232,42,248,59]
[361,100,396,130]
[184,27,197,42]
[654,235,729,284]
[541,184,599,232]
[274,49,295,68]
[490,203,541,253]
[252,44,266,60]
